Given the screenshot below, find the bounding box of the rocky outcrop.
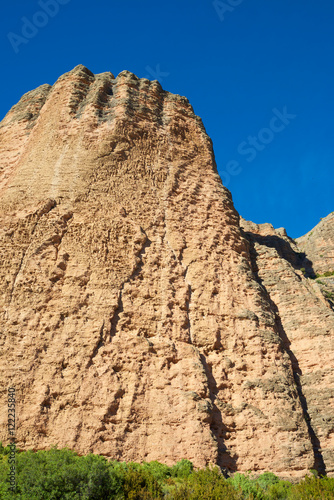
[241,219,334,476]
[0,65,333,478]
[295,213,334,310]
[297,212,334,276]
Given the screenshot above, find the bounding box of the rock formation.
[0,65,333,478]
[240,219,334,475]
[297,212,334,276]
[296,213,334,312]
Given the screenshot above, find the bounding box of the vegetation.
[324,290,334,302]
[0,445,334,499]
[311,271,334,302]
[314,270,334,278]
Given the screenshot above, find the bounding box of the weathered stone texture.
[241,219,334,476]
[0,66,333,477]
[297,212,334,275]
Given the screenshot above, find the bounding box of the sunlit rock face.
[0,65,333,478]
[297,212,334,276]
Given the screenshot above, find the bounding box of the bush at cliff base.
[0,446,122,499]
[0,445,334,499]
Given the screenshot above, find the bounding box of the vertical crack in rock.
[293,371,327,475]
[276,312,326,475]
[86,321,105,369]
[246,235,327,475]
[108,231,152,341]
[199,353,237,473]
[53,211,73,261]
[272,305,327,475]
[6,251,26,317]
[162,226,193,344]
[32,199,57,234]
[184,265,193,344]
[108,287,124,341]
[6,199,58,316]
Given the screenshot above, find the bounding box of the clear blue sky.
[1,0,333,238]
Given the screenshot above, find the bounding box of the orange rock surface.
[0,65,333,477]
[297,212,334,275]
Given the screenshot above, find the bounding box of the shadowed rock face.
[240,219,334,476]
[0,65,333,478]
[297,212,334,276]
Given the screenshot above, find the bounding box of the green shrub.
[117,464,163,499]
[229,472,267,499]
[0,447,121,499]
[324,291,334,301]
[170,459,194,479]
[228,471,295,500]
[288,475,334,499]
[315,270,334,278]
[140,460,172,483]
[256,472,280,490]
[0,443,11,456]
[172,466,242,500]
[266,479,292,499]
[1,447,334,499]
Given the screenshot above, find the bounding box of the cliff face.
[0,65,333,478]
[240,219,334,475]
[296,212,334,276]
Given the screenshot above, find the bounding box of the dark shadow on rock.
[242,231,316,278]
[245,235,327,476]
[273,307,326,475]
[109,235,152,341]
[200,353,237,476]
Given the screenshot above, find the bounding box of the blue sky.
[1,0,333,238]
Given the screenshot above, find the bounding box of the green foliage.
[170,459,194,479]
[265,480,292,499]
[315,270,334,278]
[1,448,334,499]
[141,460,172,482]
[300,267,306,275]
[229,472,270,499]
[228,472,334,500]
[256,472,280,489]
[0,447,121,499]
[172,466,242,499]
[287,475,334,499]
[0,443,10,455]
[324,290,334,301]
[118,465,163,499]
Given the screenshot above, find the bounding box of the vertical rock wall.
[0,65,333,477]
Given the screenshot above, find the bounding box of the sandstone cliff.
[297,212,334,276]
[0,65,333,478]
[240,219,334,475]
